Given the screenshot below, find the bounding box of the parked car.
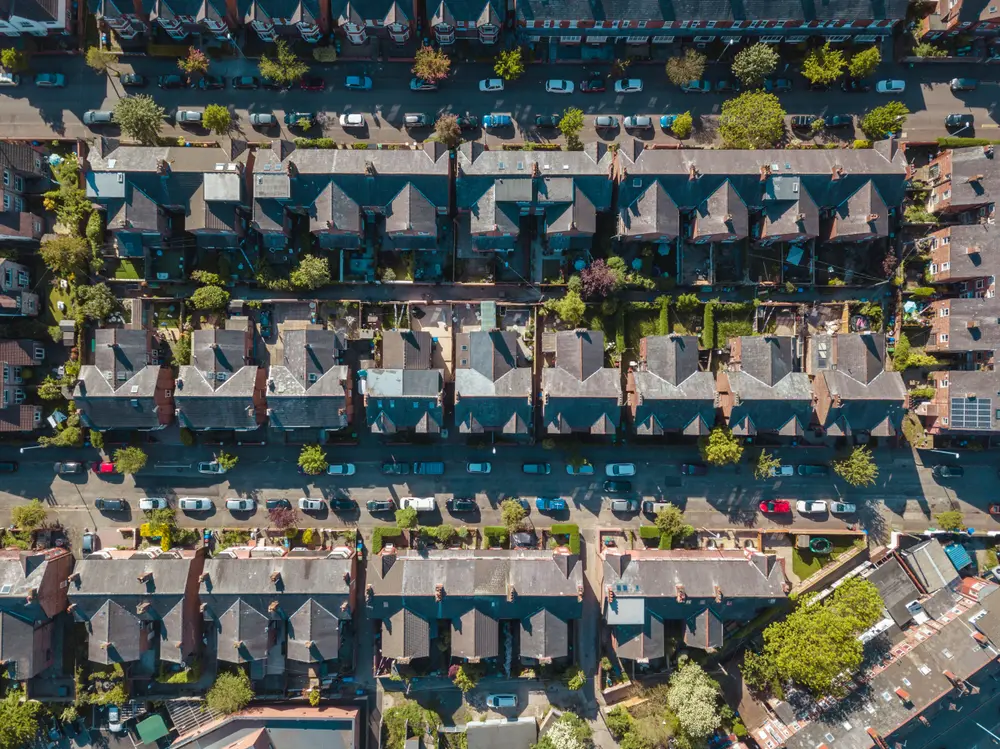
[614,78,643,93]
[841,78,871,93]
[759,499,791,513]
[642,500,671,515]
[951,78,978,91]
[179,497,213,512]
[623,115,653,131]
[92,461,115,475]
[764,78,792,93]
[610,499,640,513]
[225,498,256,512]
[604,480,632,494]
[340,113,365,128]
[345,75,372,90]
[327,463,356,476]
[680,463,708,476]
[157,74,187,89]
[382,461,410,475]
[797,464,830,476]
[522,462,551,475]
[796,500,828,514]
[466,462,492,474]
[580,78,606,93]
[447,498,477,513]
[298,497,325,512]
[54,461,84,475]
[0,461,18,473]
[487,694,517,708]
[595,115,619,129]
[715,78,740,94]
[299,75,326,91]
[479,78,504,92]
[606,463,636,477]
[95,498,127,512]
[945,113,974,130]
[769,465,794,477]
[545,79,574,94]
[409,77,438,91]
[535,497,567,513]
[512,531,536,548]
[534,114,561,128]
[284,112,315,127]
[232,75,259,89]
[261,76,283,89]
[81,532,96,555]
[138,497,168,511]
[399,496,436,511]
[119,73,146,87]
[0,73,18,87]
[198,461,226,475]
[197,75,225,90]
[482,113,512,128]
[265,498,292,511]
[35,73,65,87]
[412,462,444,475]
[176,110,203,125]
[831,502,857,514]
[791,115,816,130]
[83,110,115,126]
[932,464,964,478]
[107,705,123,733]
[876,79,905,94]
[823,114,852,128]
[680,80,711,94]
[659,114,678,130]
[329,498,356,512]
[566,462,595,475]
[249,112,276,127]
[456,115,479,130]
[403,113,432,128]
[367,499,395,512]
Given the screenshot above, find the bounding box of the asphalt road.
[3,56,999,145]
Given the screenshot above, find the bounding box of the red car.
[298,75,326,91]
[91,461,115,475]
[580,78,606,93]
[759,500,791,513]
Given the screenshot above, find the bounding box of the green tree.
[216,452,239,471]
[298,444,329,475]
[494,48,524,81]
[396,507,418,529]
[40,235,90,277]
[206,670,254,715]
[203,104,232,135]
[0,49,27,72]
[258,40,308,85]
[559,106,585,147]
[654,504,693,544]
[667,662,724,739]
[191,285,231,310]
[85,47,117,74]
[433,114,461,148]
[666,49,707,86]
[172,333,192,366]
[833,445,878,487]
[178,47,209,75]
[308,688,320,706]
[0,689,42,749]
[849,46,881,79]
[38,376,63,401]
[45,155,92,229]
[700,427,744,466]
[11,500,47,530]
[113,446,148,475]
[754,449,782,480]
[605,707,634,740]
[412,45,451,82]
[86,209,104,251]
[290,255,331,290]
[535,712,593,749]
[719,90,786,149]
[191,270,225,286]
[39,426,84,448]
[860,101,909,140]
[500,498,527,532]
[801,42,846,86]
[731,42,779,86]
[114,94,166,145]
[740,650,780,694]
[936,510,965,532]
[544,289,586,327]
[453,665,478,693]
[671,111,693,139]
[914,41,947,57]
[564,665,586,690]
[893,331,912,370]
[76,283,118,323]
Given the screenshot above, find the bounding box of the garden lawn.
[45,283,72,324]
[791,539,859,579]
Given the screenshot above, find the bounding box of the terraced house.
[365,330,444,435]
[926,224,999,299]
[0,338,44,433]
[428,0,502,45]
[541,329,622,436]
[627,334,716,437]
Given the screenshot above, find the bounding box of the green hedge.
[294,137,336,149]
[372,526,401,555]
[937,137,1000,148]
[483,526,508,548]
[638,526,661,540]
[550,523,580,554]
[701,302,716,349]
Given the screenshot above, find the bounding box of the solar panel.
[950,396,993,429]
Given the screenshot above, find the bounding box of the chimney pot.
[199,572,209,584]
[270,571,281,584]
[675,584,686,602]
[268,600,279,613]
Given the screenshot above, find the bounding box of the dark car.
[512,531,537,548]
[715,78,740,94]
[367,499,394,512]
[329,498,356,512]
[823,114,852,128]
[232,75,260,90]
[534,114,561,128]
[197,75,225,90]
[945,113,974,130]
[0,461,17,473]
[119,73,146,87]
[680,462,708,476]
[284,112,315,127]
[456,115,479,130]
[94,498,127,512]
[261,76,283,90]
[764,78,793,93]
[797,464,830,476]
[265,498,292,511]
[808,82,831,91]
[382,461,410,476]
[932,464,965,479]
[604,479,632,495]
[951,77,978,91]
[299,75,326,91]
[580,78,606,93]
[791,115,816,130]
[447,498,477,513]
[157,74,187,89]
[54,461,84,475]
[841,78,871,93]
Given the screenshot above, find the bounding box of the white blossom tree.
[666,662,724,739]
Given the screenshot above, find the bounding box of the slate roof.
[814,333,907,437]
[0,551,64,620]
[900,538,960,594]
[613,610,665,661]
[724,336,814,436]
[244,0,318,25]
[944,146,1000,209]
[933,224,1000,280]
[175,325,261,431]
[863,556,921,628]
[938,369,1000,432]
[520,609,570,661]
[366,330,443,434]
[934,297,1000,352]
[75,329,166,431]
[0,550,70,677]
[631,335,715,436]
[336,0,408,23]
[286,598,341,664]
[0,0,61,24]
[542,330,622,435]
[455,331,533,435]
[367,549,583,661]
[267,328,349,431]
[428,0,501,26]
[0,611,43,679]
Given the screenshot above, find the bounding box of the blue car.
[482,113,512,129]
[660,114,677,129]
[536,497,567,513]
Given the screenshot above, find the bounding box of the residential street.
[4,54,999,145]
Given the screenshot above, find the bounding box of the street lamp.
[976,723,1000,745]
[19,445,43,454]
[717,39,734,62]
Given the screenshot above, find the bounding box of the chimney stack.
[434,583,444,601]
[268,600,279,613]
[137,602,150,615]
[714,585,723,603]
[675,584,686,603]
[270,571,281,585]
[199,572,209,584]
[137,571,152,584]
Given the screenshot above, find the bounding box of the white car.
[566,463,595,475]
[139,497,168,511]
[339,113,364,128]
[605,463,636,477]
[399,496,436,512]
[614,79,643,93]
[298,497,325,512]
[876,79,905,94]
[178,497,213,512]
[486,694,517,708]
[479,78,504,92]
[107,705,123,733]
[769,465,794,477]
[225,498,256,512]
[796,500,828,514]
[198,461,226,475]
[831,502,857,514]
[467,462,492,474]
[327,463,356,476]
[545,79,574,94]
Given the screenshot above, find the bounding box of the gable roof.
[266,328,349,430]
[945,146,1000,208]
[542,330,622,434]
[175,324,261,431]
[428,0,501,25]
[934,297,1000,352]
[514,0,908,23]
[455,331,533,434]
[725,336,813,436]
[632,335,716,436]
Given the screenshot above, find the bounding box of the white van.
[399,496,436,512]
[178,497,213,512]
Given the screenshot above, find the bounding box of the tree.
[580,259,622,300]
[667,662,724,739]
[308,688,320,706]
[39,424,84,448]
[741,650,780,694]
[754,449,782,480]
[700,427,744,466]
[914,41,947,57]
[731,42,779,86]
[40,235,90,277]
[412,45,451,82]
[206,670,254,715]
[114,95,166,145]
[178,47,209,75]
[11,500,47,531]
[535,712,593,749]
[216,452,239,471]
[0,49,26,72]
[113,446,148,475]
[719,90,786,149]
[258,40,309,85]
[893,332,912,370]
[672,111,693,139]
[85,47,117,74]
[269,505,298,531]
[936,510,965,532]
[564,665,586,690]
[653,504,694,543]
[500,498,527,532]
[0,689,42,749]
[396,507,418,529]
[559,107,585,145]
[666,49,707,86]
[849,46,881,79]
[494,48,524,81]
[544,290,586,327]
[191,285,231,310]
[290,255,331,290]
[605,707,634,740]
[453,665,478,693]
[833,445,878,487]
[801,42,846,86]
[76,283,118,323]
[298,444,329,475]
[173,333,192,366]
[860,101,909,140]
[433,114,461,148]
[203,104,232,135]
[45,155,92,229]
[191,270,225,287]
[37,376,63,401]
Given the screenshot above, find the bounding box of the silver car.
[249,112,276,127]
[176,110,203,124]
[83,110,115,126]
[225,498,256,512]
